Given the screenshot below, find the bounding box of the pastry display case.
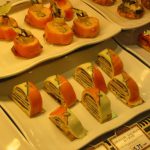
[0,0,150,149]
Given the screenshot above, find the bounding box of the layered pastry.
[74,62,107,93]
[92,0,116,6]
[138,29,150,52]
[141,0,150,9]
[0,15,18,41]
[117,0,144,19]
[50,0,74,21]
[25,4,52,29]
[44,75,77,107]
[44,18,73,45]
[108,72,143,107]
[49,106,87,140]
[81,88,112,123]
[12,28,42,58]
[96,48,123,78]
[11,82,43,117]
[73,8,100,38]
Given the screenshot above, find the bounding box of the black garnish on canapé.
[129,0,136,5]
[31,0,41,4]
[50,0,63,18]
[0,15,9,25]
[135,9,144,14]
[13,27,33,38]
[122,0,136,4]
[1,15,9,19]
[73,8,88,17]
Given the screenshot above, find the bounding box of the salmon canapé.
[44,18,73,45]
[0,15,18,41]
[12,28,42,58]
[25,4,52,29]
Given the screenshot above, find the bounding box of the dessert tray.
[82,0,150,30]
[0,39,150,150]
[114,24,150,67]
[0,106,36,150]
[0,0,121,79]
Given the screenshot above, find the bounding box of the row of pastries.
[10,48,144,140]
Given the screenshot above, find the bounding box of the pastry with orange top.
[117,0,144,19]
[44,74,77,107]
[93,0,116,6]
[12,28,42,58]
[81,88,112,123]
[50,0,74,21]
[72,8,100,38]
[74,62,107,93]
[96,48,123,78]
[49,106,87,140]
[11,81,43,117]
[138,29,150,52]
[108,71,143,107]
[0,15,18,41]
[25,4,52,29]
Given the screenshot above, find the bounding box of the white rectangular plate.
[0,106,36,150]
[114,24,150,67]
[82,0,150,30]
[0,39,150,150]
[0,0,121,79]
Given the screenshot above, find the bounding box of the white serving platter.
[114,24,150,67]
[0,39,149,150]
[0,0,121,79]
[0,106,36,150]
[82,0,150,30]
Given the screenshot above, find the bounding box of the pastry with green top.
[11,82,43,117]
[108,71,143,107]
[96,48,123,78]
[81,87,112,123]
[44,74,77,108]
[74,62,107,93]
[49,106,87,140]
